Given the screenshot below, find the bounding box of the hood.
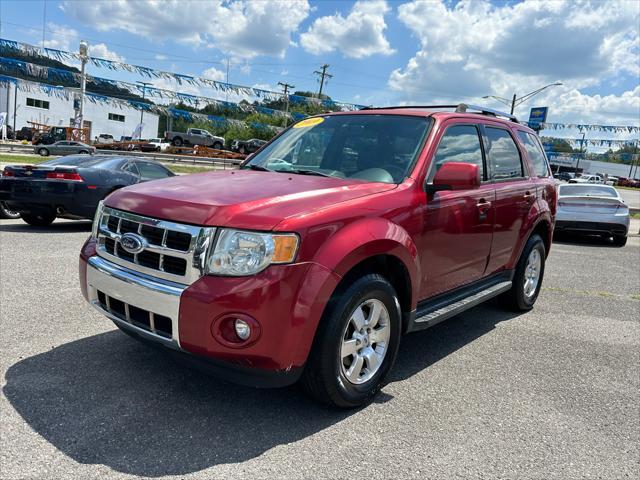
[105,170,396,230]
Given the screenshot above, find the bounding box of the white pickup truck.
[164,128,225,149]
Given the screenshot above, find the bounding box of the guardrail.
[0,142,242,169]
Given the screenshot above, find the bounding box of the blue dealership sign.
[528,107,548,129]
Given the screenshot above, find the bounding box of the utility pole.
[278,81,294,127]
[137,81,152,125]
[313,64,332,98]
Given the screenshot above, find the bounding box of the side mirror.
[426,162,480,194]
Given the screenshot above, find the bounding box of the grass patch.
[631,294,640,301]
[169,165,216,174]
[630,213,640,220]
[0,154,47,165]
[617,186,640,191]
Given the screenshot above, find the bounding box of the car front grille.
[96,206,215,284]
[97,289,173,339]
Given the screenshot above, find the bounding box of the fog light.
[234,319,251,340]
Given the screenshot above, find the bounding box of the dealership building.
[0,82,159,140]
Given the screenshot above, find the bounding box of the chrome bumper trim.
[86,255,185,348]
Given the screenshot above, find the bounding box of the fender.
[508,199,553,268]
[311,217,421,309]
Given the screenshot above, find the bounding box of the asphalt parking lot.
[1,219,638,480]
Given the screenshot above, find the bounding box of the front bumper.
[80,242,341,387]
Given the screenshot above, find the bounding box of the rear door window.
[429,125,485,181]
[517,131,550,177]
[485,127,524,180]
[136,162,173,180]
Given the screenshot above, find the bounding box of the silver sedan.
[555,184,630,246]
[34,141,96,156]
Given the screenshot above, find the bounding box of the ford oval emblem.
[119,232,147,254]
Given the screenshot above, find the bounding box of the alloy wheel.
[340,299,391,385]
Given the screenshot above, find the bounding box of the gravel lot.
[1,219,638,480]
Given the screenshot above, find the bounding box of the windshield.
[559,185,618,198]
[245,114,431,183]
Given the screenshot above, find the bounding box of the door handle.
[477,199,491,221]
[524,191,536,202]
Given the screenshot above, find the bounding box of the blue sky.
[0,0,639,134]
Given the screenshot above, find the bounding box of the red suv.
[79,104,556,407]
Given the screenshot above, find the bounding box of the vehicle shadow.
[553,232,623,248]
[3,302,518,477]
[0,220,91,233]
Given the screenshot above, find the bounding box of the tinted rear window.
[40,155,105,166]
[559,185,618,198]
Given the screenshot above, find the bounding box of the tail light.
[2,169,14,177]
[46,172,84,181]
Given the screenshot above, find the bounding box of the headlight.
[206,229,299,276]
[91,200,104,238]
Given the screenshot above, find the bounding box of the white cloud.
[389,0,640,125]
[42,23,78,51]
[61,0,310,58]
[202,67,226,82]
[89,43,125,62]
[300,0,394,58]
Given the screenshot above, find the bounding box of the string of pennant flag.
[537,122,639,134]
[546,137,639,148]
[0,74,284,134]
[0,56,308,122]
[0,37,366,111]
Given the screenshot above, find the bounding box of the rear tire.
[212,142,223,150]
[21,212,56,227]
[500,234,546,311]
[172,138,183,147]
[38,148,49,156]
[300,273,402,408]
[612,234,627,247]
[0,202,20,219]
[79,150,89,154]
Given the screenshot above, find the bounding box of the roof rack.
[360,103,519,123]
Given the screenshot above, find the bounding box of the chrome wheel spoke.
[362,346,380,373]
[369,325,389,345]
[351,306,366,331]
[523,248,542,298]
[345,354,364,382]
[341,339,359,359]
[368,301,383,328]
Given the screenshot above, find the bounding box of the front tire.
[172,138,183,147]
[212,142,223,150]
[500,234,546,311]
[301,274,402,408]
[38,148,49,156]
[21,212,56,227]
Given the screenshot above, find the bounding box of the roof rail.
[360,103,519,123]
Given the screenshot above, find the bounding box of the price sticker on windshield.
[293,117,325,128]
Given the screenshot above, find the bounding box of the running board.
[409,279,512,331]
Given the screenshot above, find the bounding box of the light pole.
[575,132,586,176]
[483,82,563,114]
[77,40,89,129]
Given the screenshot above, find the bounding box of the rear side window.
[136,162,173,180]
[485,127,523,180]
[518,131,550,177]
[430,125,484,181]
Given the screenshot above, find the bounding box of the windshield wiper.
[245,164,272,172]
[286,169,335,178]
